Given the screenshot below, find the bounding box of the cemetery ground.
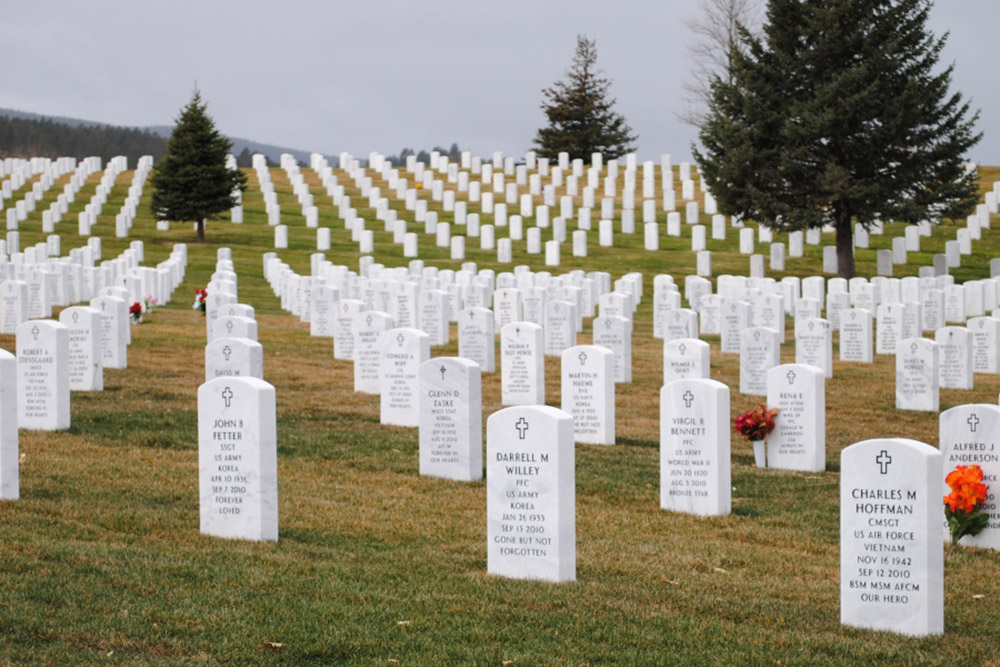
[1,163,1000,664]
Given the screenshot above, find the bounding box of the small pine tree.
[695,0,980,279]
[150,91,246,242]
[534,35,637,161]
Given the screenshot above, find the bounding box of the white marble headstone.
[501,322,545,406]
[840,438,943,636]
[457,307,496,373]
[16,320,70,430]
[660,378,731,516]
[205,337,264,381]
[198,377,278,542]
[895,338,939,412]
[938,404,1000,550]
[418,357,482,481]
[560,345,615,445]
[379,327,430,427]
[487,405,575,582]
[766,364,825,472]
[739,327,780,396]
[663,338,710,384]
[59,306,103,391]
[0,349,17,499]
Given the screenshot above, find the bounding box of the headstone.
[560,345,614,445]
[840,308,873,363]
[935,326,972,390]
[720,299,751,354]
[1,280,28,334]
[968,316,1000,374]
[457,307,495,372]
[90,295,128,369]
[544,300,576,356]
[59,306,103,391]
[213,315,258,343]
[205,337,264,381]
[896,338,939,412]
[501,322,545,406]
[740,327,781,396]
[660,378,731,516]
[823,246,838,274]
[840,438,943,636]
[198,377,278,542]
[353,310,394,394]
[0,349,17,499]
[333,299,364,361]
[753,293,786,342]
[418,357,482,481]
[16,320,70,430]
[876,303,905,355]
[487,405,575,582]
[310,283,339,337]
[921,289,944,332]
[938,404,1000,549]
[592,315,632,383]
[766,364,825,472]
[663,338,710,384]
[378,328,430,427]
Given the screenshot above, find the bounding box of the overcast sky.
[4,0,999,164]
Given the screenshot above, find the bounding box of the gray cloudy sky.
[4,0,999,163]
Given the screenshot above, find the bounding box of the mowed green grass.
[0,161,999,664]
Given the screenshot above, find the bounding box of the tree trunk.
[835,207,855,279]
[196,219,205,243]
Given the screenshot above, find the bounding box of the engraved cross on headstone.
[439,365,447,380]
[968,414,980,432]
[876,450,892,475]
[222,345,232,361]
[679,343,687,355]
[72,311,79,323]
[786,369,797,385]
[515,417,529,440]
[397,333,405,346]
[222,386,234,408]
[226,320,234,333]
[31,325,39,341]
[682,390,694,408]
[578,350,588,365]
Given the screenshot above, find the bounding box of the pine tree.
[150,91,246,242]
[534,36,637,161]
[695,0,980,278]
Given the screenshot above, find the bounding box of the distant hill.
[0,108,335,167]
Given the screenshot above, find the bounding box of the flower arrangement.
[193,288,208,315]
[733,404,780,442]
[129,301,143,324]
[144,295,158,312]
[944,464,989,545]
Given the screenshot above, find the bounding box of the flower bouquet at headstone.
[144,295,158,313]
[733,404,779,467]
[193,288,207,315]
[944,464,989,545]
[129,302,143,325]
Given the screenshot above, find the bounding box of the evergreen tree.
[150,91,246,242]
[695,0,980,278]
[534,35,637,161]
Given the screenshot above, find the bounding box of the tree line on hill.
[383,143,462,168]
[0,114,167,165]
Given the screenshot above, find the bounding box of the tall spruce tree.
[534,35,637,161]
[695,0,980,278]
[150,91,246,242]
